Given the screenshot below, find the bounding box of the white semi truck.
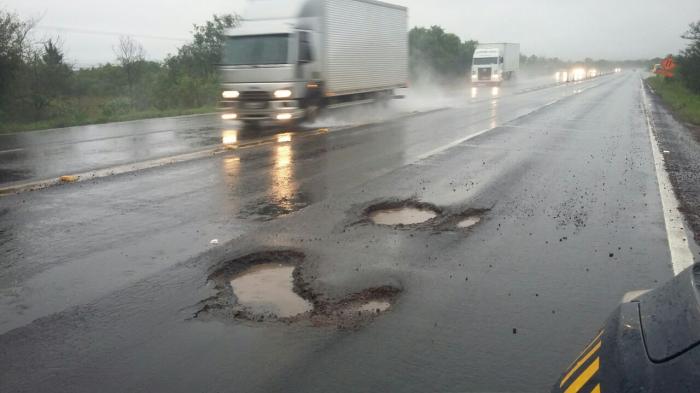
[471,43,520,84]
[219,0,408,127]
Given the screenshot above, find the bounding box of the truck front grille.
[478,68,492,81]
[239,91,271,101]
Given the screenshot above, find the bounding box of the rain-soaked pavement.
[1,72,698,393]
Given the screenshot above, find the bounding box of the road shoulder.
[644,80,700,257]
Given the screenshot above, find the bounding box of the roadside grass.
[0,105,217,134]
[647,76,700,126]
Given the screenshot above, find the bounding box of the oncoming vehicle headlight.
[222,91,239,99]
[274,89,293,99]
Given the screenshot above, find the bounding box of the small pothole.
[355,300,392,314]
[363,200,441,227]
[457,216,481,229]
[355,199,488,233]
[370,207,437,226]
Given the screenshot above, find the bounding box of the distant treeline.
[0,10,238,131]
[408,25,656,82]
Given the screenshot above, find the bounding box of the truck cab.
[218,0,324,125]
[472,48,504,83]
[218,0,408,128]
[471,43,520,85]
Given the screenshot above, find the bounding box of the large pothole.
[230,263,313,318]
[196,250,401,329]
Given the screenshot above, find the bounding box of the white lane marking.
[641,80,695,275]
[417,127,495,160]
[411,77,615,162]
[0,148,24,154]
[416,98,562,161]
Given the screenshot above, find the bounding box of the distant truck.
[471,43,520,84]
[218,0,409,127]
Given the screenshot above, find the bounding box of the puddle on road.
[355,301,391,314]
[369,207,437,226]
[457,216,481,229]
[198,250,401,329]
[230,263,312,318]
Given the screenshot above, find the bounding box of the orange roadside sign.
[656,56,676,77]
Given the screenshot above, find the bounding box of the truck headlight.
[274,89,293,99]
[222,91,239,99]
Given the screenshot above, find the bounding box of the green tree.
[678,21,700,93]
[0,10,33,118]
[153,14,239,109]
[409,26,477,82]
[40,39,73,98]
[17,38,74,120]
[114,36,146,108]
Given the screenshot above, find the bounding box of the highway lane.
[0,75,560,186]
[1,71,692,392]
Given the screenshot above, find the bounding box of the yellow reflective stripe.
[564,358,600,393]
[571,330,604,367]
[590,384,601,393]
[560,340,602,387]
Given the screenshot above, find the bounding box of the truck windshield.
[222,34,290,66]
[473,57,499,65]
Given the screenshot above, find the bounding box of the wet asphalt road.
[0,75,555,186]
[0,72,695,393]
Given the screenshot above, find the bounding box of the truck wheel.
[304,105,320,124]
[377,90,391,108]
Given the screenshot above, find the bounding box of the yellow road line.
[560,341,602,387]
[564,357,600,393]
[590,384,601,393]
[577,331,604,362]
[561,330,603,384]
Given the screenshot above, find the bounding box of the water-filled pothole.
[355,300,392,314]
[230,263,312,318]
[197,250,401,329]
[369,207,437,226]
[457,216,481,229]
[363,201,441,227]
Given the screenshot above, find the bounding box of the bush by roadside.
[647,76,700,126]
[0,10,236,134]
[0,106,216,134]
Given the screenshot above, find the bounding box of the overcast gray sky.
[3,0,699,66]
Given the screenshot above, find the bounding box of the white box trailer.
[218,0,409,125]
[471,43,520,84]
[324,0,408,95]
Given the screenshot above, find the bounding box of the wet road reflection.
[0,75,601,187]
[222,130,239,145]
